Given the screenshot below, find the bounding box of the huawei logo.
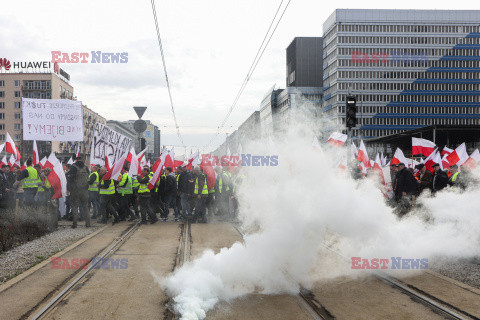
[0,58,11,70]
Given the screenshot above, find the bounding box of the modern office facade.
[287,37,323,87]
[322,9,480,139]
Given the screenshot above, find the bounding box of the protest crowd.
[326,132,480,216]
[0,133,246,228]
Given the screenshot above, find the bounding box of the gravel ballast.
[430,257,480,289]
[0,223,101,283]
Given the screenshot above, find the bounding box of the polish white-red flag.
[380,152,387,166]
[187,150,200,170]
[424,149,439,173]
[327,132,347,147]
[200,154,216,190]
[127,148,140,177]
[412,137,436,157]
[76,145,81,158]
[6,133,21,160]
[135,148,147,163]
[446,143,469,166]
[103,154,127,181]
[174,154,185,170]
[67,157,74,165]
[391,147,408,165]
[357,140,371,168]
[441,146,453,156]
[152,148,167,173]
[105,156,112,171]
[0,143,4,155]
[441,154,451,170]
[40,157,47,169]
[358,162,368,176]
[148,151,168,190]
[164,147,175,171]
[463,149,480,170]
[8,155,17,170]
[351,142,359,160]
[373,153,382,172]
[45,153,67,199]
[0,155,7,167]
[32,140,39,165]
[381,166,394,199]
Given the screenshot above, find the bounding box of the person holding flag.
[137,167,157,224]
[98,166,120,225]
[117,166,136,221]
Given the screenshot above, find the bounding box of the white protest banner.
[90,123,132,165]
[22,98,84,141]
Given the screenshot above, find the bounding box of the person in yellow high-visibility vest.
[214,166,231,218]
[34,164,47,206]
[118,168,136,221]
[98,166,120,225]
[192,166,208,223]
[138,167,158,224]
[16,159,38,206]
[88,165,100,219]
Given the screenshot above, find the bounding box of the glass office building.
[322,9,480,138]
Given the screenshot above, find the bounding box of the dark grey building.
[286,37,323,87]
[238,111,261,148]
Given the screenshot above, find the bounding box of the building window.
[0,124,4,130]
[14,134,21,141]
[0,113,4,119]
[0,134,4,141]
[14,123,21,130]
[14,80,20,87]
[14,102,20,109]
[14,113,21,119]
[0,102,4,109]
[14,91,20,98]
[0,91,4,98]
[0,81,4,87]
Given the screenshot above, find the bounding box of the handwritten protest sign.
[90,123,132,165]
[22,98,84,141]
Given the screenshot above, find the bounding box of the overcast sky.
[1,1,477,154]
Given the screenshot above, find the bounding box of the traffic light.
[346,95,357,129]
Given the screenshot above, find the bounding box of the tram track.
[28,221,141,320]
[320,241,480,320]
[165,220,192,320]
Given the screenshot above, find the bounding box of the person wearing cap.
[432,163,449,192]
[448,165,466,190]
[415,163,433,194]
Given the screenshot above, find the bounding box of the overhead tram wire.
[205,0,292,150]
[150,0,186,148]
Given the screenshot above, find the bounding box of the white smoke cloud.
[155,101,480,320]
